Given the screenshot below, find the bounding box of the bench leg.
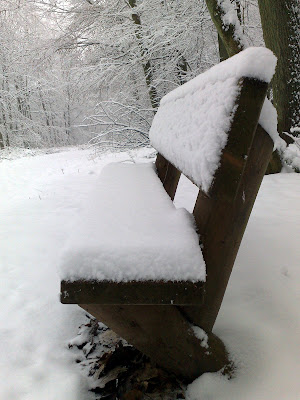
[79,304,229,382]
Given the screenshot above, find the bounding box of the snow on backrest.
[149,47,276,193]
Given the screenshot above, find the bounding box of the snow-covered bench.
[60,48,276,382]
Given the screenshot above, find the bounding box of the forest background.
[0,0,299,170]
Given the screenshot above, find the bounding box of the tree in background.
[205,0,300,172]
[0,0,299,169]
[258,0,299,142]
[0,0,87,148]
[48,0,218,150]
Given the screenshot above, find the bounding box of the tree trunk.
[205,0,244,57]
[176,53,189,85]
[218,34,229,62]
[258,0,300,143]
[217,1,242,62]
[128,0,159,110]
[0,131,4,149]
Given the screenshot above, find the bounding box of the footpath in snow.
[0,147,299,400]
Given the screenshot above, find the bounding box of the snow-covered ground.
[0,147,299,399]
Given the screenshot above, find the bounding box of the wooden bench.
[60,48,276,382]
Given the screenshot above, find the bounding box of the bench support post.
[155,153,181,200]
[181,84,273,332]
[79,303,229,382]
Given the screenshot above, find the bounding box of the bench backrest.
[149,47,276,331]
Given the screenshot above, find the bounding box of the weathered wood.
[155,153,181,200]
[209,77,268,201]
[183,94,274,332]
[79,303,229,382]
[61,279,204,305]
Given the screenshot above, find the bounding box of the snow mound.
[59,162,205,283]
[1,148,300,399]
[149,47,277,192]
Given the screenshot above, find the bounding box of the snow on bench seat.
[149,47,277,193]
[59,162,205,283]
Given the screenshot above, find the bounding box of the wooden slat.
[61,279,204,305]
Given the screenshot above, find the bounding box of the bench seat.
[60,162,205,305]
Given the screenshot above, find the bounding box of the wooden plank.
[181,79,272,332]
[78,303,229,382]
[155,153,181,200]
[61,279,204,305]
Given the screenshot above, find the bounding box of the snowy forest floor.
[0,147,299,400]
